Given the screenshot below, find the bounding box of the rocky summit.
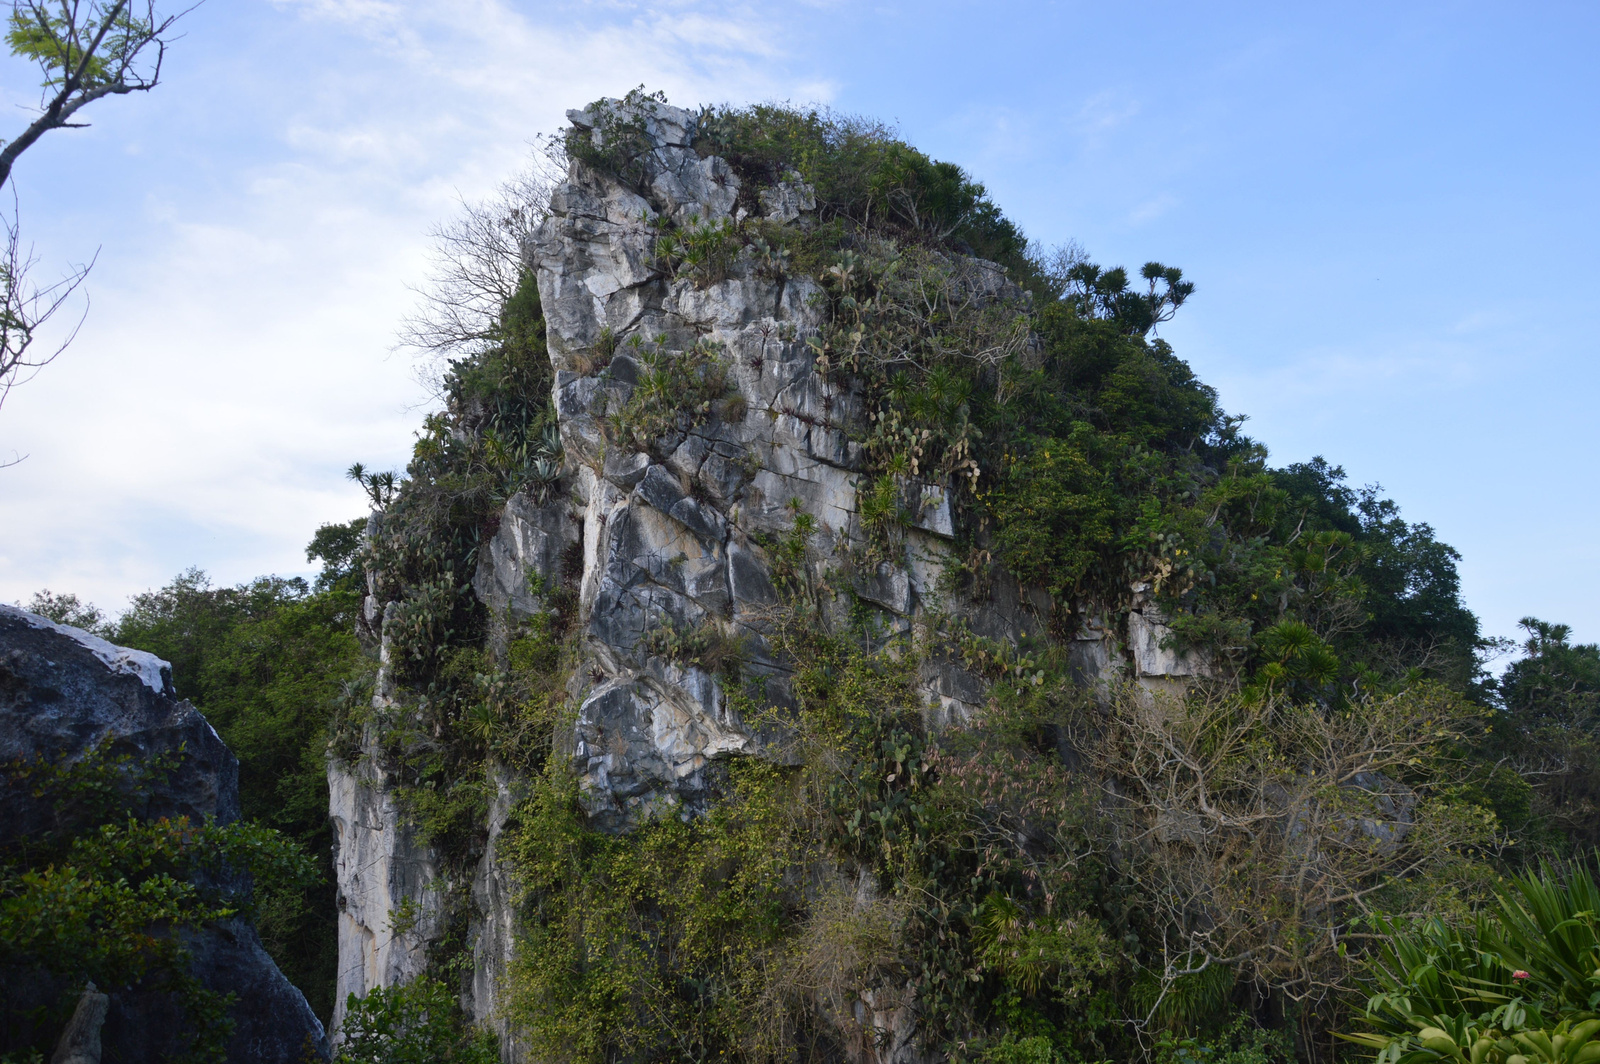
[329,94,1205,1059]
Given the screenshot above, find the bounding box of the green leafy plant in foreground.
[1347,866,1600,1063]
[0,741,318,1063]
[338,977,498,1064]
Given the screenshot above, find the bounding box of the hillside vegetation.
[15,92,1600,1064]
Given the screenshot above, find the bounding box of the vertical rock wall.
[330,95,1209,1060]
[326,753,448,1036]
[327,524,448,1038]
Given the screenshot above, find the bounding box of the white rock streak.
[2,605,171,694]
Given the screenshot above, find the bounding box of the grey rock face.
[0,607,329,1064]
[474,492,584,622]
[49,984,108,1064]
[1125,583,1210,703]
[327,753,448,1038]
[468,766,526,1058]
[336,95,1212,1060]
[757,175,817,223]
[529,96,998,824]
[529,94,1220,822]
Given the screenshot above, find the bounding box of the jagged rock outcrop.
[331,95,1211,1061]
[526,98,1013,829]
[0,606,330,1063]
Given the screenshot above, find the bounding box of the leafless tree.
[1076,680,1500,1049]
[0,202,92,447]
[397,161,557,395]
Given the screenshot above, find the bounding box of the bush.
[1347,865,1600,1062]
[337,978,496,1064]
[0,742,318,1063]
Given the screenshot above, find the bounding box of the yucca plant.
[1345,865,1600,1063]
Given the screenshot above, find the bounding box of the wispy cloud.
[1073,91,1142,136]
[0,0,825,611]
[1128,192,1179,225]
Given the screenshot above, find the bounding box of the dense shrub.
[338,977,498,1064]
[108,567,364,1022]
[0,742,317,1062]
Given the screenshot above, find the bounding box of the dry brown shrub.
[1076,680,1500,1029]
[747,871,910,1061]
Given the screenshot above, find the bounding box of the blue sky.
[1,0,1595,654]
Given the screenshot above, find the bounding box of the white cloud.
[0,0,824,614]
[1074,91,1142,135]
[1128,192,1179,225]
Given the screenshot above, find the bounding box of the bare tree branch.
[1074,680,1500,1027]
[0,1,197,437]
[0,0,199,189]
[396,160,557,397]
[0,197,92,429]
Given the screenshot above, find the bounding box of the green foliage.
[1253,619,1342,695]
[1130,963,1235,1035]
[1349,866,1600,1063]
[499,612,1140,1063]
[3,737,182,852]
[110,566,365,1021]
[974,894,1113,999]
[7,1,153,89]
[640,617,748,679]
[987,427,1120,600]
[369,266,555,685]
[653,216,744,288]
[348,463,399,508]
[981,1032,1069,1064]
[337,977,498,1064]
[1056,259,1195,337]
[1271,458,1481,665]
[611,333,736,451]
[856,472,910,558]
[115,570,362,838]
[1024,305,1221,447]
[504,757,807,1064]
[1154,1017,1295,1064]
[1367,867,1600,1028]
[19,588,108,631]
[1502,621,1600,724]
[308,517,371,593]
[1489,620,1600,854]
[0,742,316,1063]
[692,101,1032,276]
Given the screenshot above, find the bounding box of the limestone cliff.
[329,95,1207,1059]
